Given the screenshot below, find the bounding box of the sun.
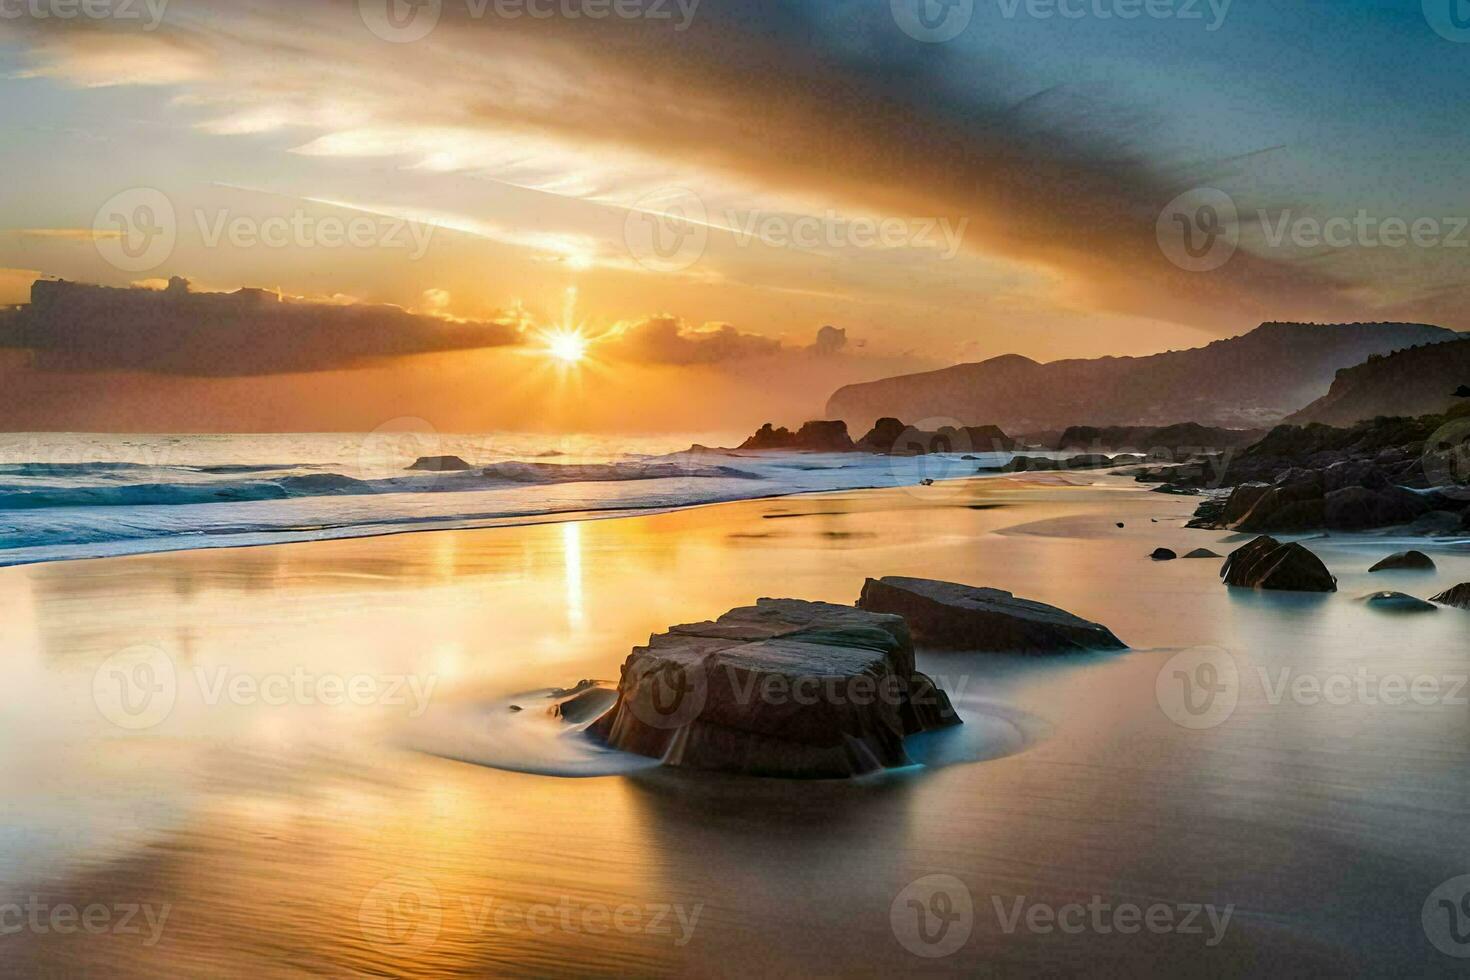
[544,330,589,364]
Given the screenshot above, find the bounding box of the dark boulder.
[1322,486,1431,530]
[856,576,1126,653]
[1363,591,1437,613]
[1454,385,1470,398]
[1183,548,1223,559]
[1430,584,1470,609]
[587,599,959,778]
[1221,536,1337,592]
[408,455,473,472]
[1151,548,1178,561]
[1368,550,1436,572]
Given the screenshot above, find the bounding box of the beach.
[2,474,1469,976]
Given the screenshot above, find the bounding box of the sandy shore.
[2,474,1469,976]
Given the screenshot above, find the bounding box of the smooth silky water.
[2,475,1468,975]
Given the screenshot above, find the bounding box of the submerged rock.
[1183,548,1223,559]
[407,455,473,472]
[855,577,1126,653]
[1151,548,1178,561]
[1221,536,1337,592]
[1363,591,1437,613]
[1430,584,1470,609]
[1368,550,1437,572]
[587,599,959,779]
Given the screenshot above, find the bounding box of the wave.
[0,459,764,510]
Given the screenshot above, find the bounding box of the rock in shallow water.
[1431,584,1470,609]
[1183,548,1223,559]
[1368,550,1436,572]
[1363,591,1437,613]
[587,599,960,779]
[407,455,472,472]
[855,577,1126,653]
[1151,548,1178,561]
[1221,536,1337,592]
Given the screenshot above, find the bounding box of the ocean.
[0,432,1021,567]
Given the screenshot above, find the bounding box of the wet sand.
[2,475,1469,976]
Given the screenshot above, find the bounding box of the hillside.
[825,322,1458,432]
[1285,337,1470,426]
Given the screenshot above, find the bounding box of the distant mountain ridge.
[826,322,1459,432]
[1286,337,1470,427]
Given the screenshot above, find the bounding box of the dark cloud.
[0,278,523,376]
[604,317,863,365]
[604,316,781,365]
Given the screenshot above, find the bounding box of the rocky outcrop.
[587,599,959,778]
[1363,591,1437,613]
[855,577,1126,653]
[1369,551,1436,572]
[1151,548,1178,561]
[408,455,473,472]
[1430,584,1470,609]
[1050,423,1264,454]
[855,418,1015,455]
[987,454,1144,473]
[739,420,856,452]
[1183,548,1223,559]
[1287,337,1470,427]
[1205,461,1438,533]
[1221,536,1337,592]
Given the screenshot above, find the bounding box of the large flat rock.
[588,599,959,778]
[856,577,1126,653]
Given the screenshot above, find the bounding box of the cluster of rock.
[855,418,1016,455]
[738,420,858,452]
[985,454,1144,474]
[733,418,1016,455]
[1041,422,1264,454]
[1175,407,1470,535]
[1216,538,1470,614]
[586,578,1126,778]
